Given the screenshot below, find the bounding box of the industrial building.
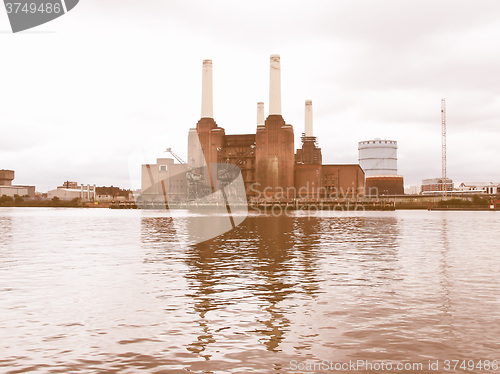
[47,182,97,201]
[0,170,35,198]
[141,55,365,202]
[141,158,188,202]
[358,139,404,195]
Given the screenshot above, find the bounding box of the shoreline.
[1,202,498,211]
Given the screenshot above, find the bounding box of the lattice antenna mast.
[441,98,447,196]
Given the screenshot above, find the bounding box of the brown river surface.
[0,208,499,373]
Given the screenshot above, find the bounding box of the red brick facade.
[191,117,364,200]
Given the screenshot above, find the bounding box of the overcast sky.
[1,0,499,191]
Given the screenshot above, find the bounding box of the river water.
[0,208,499,373]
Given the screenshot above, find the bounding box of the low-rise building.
[47,183,96,201]
[0,170,36,198]
[456,182,500,195]
[404,185,421,195]
[96,194,127,202]
[421,178,454,194]
[141,158,188,202]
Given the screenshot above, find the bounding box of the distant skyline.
[1,0,500,192]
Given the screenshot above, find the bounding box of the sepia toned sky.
[1,0,499,191]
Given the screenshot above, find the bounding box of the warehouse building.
[0,170,35,198]
[47,182,96,201]
[140,158,188,202]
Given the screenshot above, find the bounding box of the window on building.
[159,165,167,172]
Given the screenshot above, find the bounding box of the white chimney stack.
[269,54,281,116]
[201,59,213,118]
[257,102,265,125]
[305,100,313,137]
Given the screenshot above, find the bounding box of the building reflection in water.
[183,215,296,355]
[438,217,454,338]
[141,216,177,246]
[141,213,324,356]
[140,213,402,359]
[0,216,13,262]
[244,215,295,352]
[292,216,323,298]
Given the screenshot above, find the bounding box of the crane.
[165,148,202,181]
[165,148,187,166]
[165,148,205,200]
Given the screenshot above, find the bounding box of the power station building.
[142,55,365,201]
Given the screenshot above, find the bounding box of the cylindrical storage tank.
[365,175,404,196]
[358,139,398,177]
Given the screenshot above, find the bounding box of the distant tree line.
[437,195,490,207]
[0,195,80,208]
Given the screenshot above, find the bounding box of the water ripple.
[0,208,499,372]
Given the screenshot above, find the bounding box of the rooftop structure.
[0,170,15,186]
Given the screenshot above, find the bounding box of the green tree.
[0,195,14,206]
[472,194,488,206]
[51,196,61,206]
